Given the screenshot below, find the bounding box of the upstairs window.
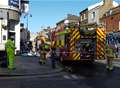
[119,21,120,30]
[80,16,83,21]
[91,12,95,19]
[84,14,86,20]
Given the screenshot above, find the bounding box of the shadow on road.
[65,61,120,78]
[66,61,120,88]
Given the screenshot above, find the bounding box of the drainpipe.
[0,10,3,43]
[7,11,10,39]
[0,18,3,43]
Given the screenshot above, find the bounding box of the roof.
[102,5,120,18]
[56,19,65,25]
[88,1,103,10]
[88,1,118,10]
[56,14,79,25]
[110,5,120,15]
[80,8,88,14]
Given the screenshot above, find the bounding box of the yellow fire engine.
[53,25,106,63]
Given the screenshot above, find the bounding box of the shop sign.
[9,0,19,8]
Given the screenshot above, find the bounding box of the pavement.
[0,56,63,76]
[95,58,120,70]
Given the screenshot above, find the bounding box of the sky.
[21,0,120,33]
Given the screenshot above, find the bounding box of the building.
[101,5,120,32]
[0,0,20,43]
[16,0,29,54]
[30,32,37,54]
[0,0,29,54]
[20,23,30,53]
[80,8,88,28]
[56,14,80,31]
[80,0,118,29]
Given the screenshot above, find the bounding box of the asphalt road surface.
[0,56,120,88]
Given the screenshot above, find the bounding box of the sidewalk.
[0,56,63,76]
[95,59,120,68]
[113,58,120,61]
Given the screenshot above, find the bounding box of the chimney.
[103,0,113,6]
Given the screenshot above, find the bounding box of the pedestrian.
[50,47,56,69]
[5,39,15,70]
[106,43,114,71]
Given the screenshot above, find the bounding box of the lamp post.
[26,14,29,30]
[25,13,32,30]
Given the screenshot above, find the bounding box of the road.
[0,56,120,88]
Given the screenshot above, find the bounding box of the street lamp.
[25,14,32,30]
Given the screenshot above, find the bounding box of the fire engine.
[52,24,106,64]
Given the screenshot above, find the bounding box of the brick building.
[56,14,80,31]
[79,0,118,29]
[101,5,120,33]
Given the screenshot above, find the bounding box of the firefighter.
[39,37,46,64]
[5,39,15,70]
[39,43,46,64]
[106,44,114,71]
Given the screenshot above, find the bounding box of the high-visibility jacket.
[5,39,15,69]
[106,44,114,58]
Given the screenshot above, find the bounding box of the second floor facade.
[79,0,119,28]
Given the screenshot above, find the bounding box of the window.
[80,16,82,21]
[3,35,6,40]
[119,21,120,30]
[91,12,95,19]
[109,10,112,15]
[84,14,86,20]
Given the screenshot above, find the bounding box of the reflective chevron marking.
[96,28,106,59]
[73,53,77,58]
[71,29,78,36]
[71,31,80,41]
[76,35,80,40]
[69,29,80,61]
[97,29,104,37]
[74,53,80,60]
[70,40,75,46]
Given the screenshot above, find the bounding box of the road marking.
[63,75,71,79]
[71,74,79,79]
[63,74,81,80]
